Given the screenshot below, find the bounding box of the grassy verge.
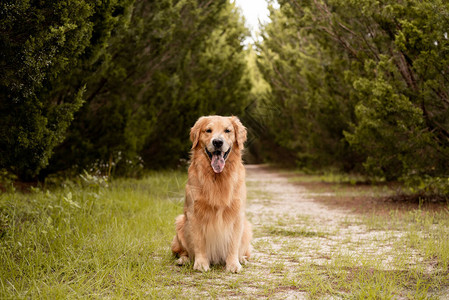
[0,172,186,298]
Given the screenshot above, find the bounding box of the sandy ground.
[246,164,346,223]
[243,165,422,299]
[245,164,399,263]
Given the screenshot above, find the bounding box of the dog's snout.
[212,139,223,149]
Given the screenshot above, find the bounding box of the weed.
[265,226,327,238]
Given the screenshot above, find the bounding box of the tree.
[0,0,250,179]
[342,0,449,182]
[0,0,134,180]
[47,0,251,175]
[257,2,360,170]
[259,0,449,191]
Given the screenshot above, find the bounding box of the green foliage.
[1,0,250,179]
[139,1,251,169]
[47,0,251,175]
[256,2,360,170]
[258,0,449,194]
[0,0,134,180]
[0,171,186,298]
[341,0,449,182]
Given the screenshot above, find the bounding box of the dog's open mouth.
[205,148,231,173]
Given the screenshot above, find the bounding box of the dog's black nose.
[212,139,223,148]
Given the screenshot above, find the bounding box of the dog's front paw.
[193,257,210,272]
[226,261,242,273]
[176,255,189,266]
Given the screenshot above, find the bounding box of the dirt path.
[246,164,346,223]
[246,164,393,262]
[243,165,417,298]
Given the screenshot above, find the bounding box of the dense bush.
[257,0,449,193]
[51,0,250,176]
[0,0,250,179]
[0,0,133,180]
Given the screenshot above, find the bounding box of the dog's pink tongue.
[211,153,225,173]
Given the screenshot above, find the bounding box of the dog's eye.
[225,129,231,133]
[206,129,212,133]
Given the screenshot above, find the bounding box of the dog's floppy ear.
[231,116,247,150]
[190,116,207,149]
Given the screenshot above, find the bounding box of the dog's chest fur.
[194,179,242,264]
[203,207,233,264]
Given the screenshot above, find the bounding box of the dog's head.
[190,115,247,173]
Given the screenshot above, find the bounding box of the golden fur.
[171,115,252,273]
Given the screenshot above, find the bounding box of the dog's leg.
[192,218,210,272]
[176,255,190,265]
[239,218,252,264]
[225,217,244,273]
[172,235,190,265]
[172,214,190,265]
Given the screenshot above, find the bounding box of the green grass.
[1,170,449,299]
[364,208,449,270]
[0,171,187,298]
[264,225,328,238]
[287,172,371,185]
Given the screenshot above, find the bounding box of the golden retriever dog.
[171,115,252,273]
